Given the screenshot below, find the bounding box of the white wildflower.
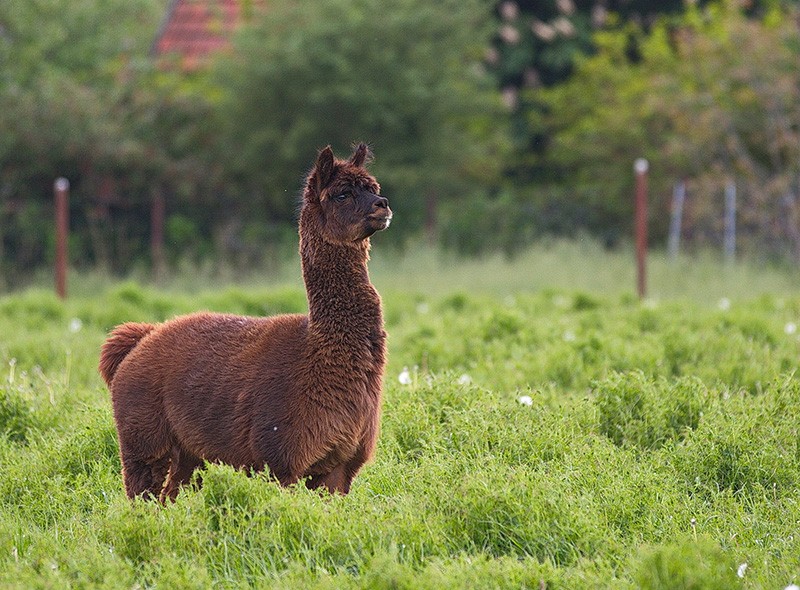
[69,318,83,333]
[457,374,472,386]
[398,367,412,385]
[718,297,731,311]
[416,302,430,315]
[518,395,533,406]
[785,322,797,335]
[784,584,800,590]
[737,563,747,578]
[562,330,576,342]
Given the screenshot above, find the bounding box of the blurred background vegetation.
[1,0,800,287]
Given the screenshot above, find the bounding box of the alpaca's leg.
[305,464,349,494]
[159,446,203,503]
[112,377,173,499]
[329,417,379,494]
[271,465,302,488]
[121,455,170,500]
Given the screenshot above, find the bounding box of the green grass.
[22,238,800,302]
[1,244,800,588]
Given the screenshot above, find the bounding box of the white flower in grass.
[785,322,797,335]
[457,373,472,386]
[737,563,748,578]
[69,318,83,333]
[718,297,731,311]
[518,395,533,406]
[562,330,576,342]
[416,302,429,315]
[398,367,412,385]
[784,584,800,590]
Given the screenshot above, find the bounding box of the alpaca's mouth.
[370,212,392,230]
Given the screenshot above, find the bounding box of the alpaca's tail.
[99,322,156,386]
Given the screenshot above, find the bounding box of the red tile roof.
[152,0,262,70]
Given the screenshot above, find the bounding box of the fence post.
[634,158,649,299]
[54,177,69,299]
[723,180,736,263]
[668,180,686,260]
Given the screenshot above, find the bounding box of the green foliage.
[528,3,800,251]
[213,0,507,233]
[439,191,540,257]
[4,0,800,273]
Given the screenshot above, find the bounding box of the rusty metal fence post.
[54,177,69,299]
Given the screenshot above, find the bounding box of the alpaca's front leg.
[305,417,379,494]
[255,426,320,488]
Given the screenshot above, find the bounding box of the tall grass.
[14,238,800,303]
[1,245,799,587]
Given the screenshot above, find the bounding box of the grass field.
[1,242,800,588]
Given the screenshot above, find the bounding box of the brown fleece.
[99,143,391,502]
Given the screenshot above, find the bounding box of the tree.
[528,2,800,256]
[0,0,164,276]
[211,0,508,240]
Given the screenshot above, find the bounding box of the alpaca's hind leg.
[121,455,170,500]
[306,464,350,494]
[112,377,174,500]
[159,446,203,503]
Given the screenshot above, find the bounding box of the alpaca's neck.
[300,233,382,339]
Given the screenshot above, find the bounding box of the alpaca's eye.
[331,193,348,202]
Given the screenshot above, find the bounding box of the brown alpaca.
[99,143,391,501]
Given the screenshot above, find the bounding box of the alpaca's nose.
[373,196,389,210]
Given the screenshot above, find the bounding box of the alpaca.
[99,143,391,501]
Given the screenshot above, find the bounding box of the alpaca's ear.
[314,146,335,191]
[349,143,372,168]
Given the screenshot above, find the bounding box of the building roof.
[152,0,260,70]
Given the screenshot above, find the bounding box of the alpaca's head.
[302,143,392,244]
